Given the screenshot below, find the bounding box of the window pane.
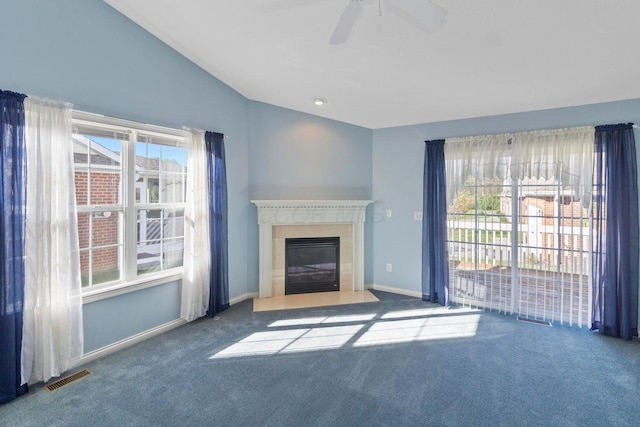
[89,170,121,205]
[137,209,184,275]
[162,174,186,203]
[136,142,161,172]
[163,238,184,270]
[164,209,185,239]
[75,171,89,205]
[77,210,122,288]
[91,211,121,246]
[135,140,186,204]
[80,249,90,287]
[77,212,91,250]
[161,146,187,172]
[73,134,123,206]
[92,246,121,285]
[79,246,122,288]
[136,177,160,204]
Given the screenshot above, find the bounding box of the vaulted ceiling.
[105,0,640,129]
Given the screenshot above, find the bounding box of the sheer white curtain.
[445,126,595,207]
[444,133,512,206]
[180,130,210,321]
[21,98,83,384]
[512,127,594,208]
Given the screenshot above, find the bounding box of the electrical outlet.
[386,263,392,272]
[386,209,392,218]
[413,211,423,220]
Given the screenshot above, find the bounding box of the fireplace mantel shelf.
[251,199,374,209]
[251,199,373,298]
[251,199,374,226]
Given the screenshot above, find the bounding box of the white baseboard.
[368,283,422,299]
[71,318,187,369]
[230,292,258,305]
[74,293,258,368]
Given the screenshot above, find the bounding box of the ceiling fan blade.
[390,0,447,30]
[329,0,364,45]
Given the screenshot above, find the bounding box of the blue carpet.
[2,290,639,426]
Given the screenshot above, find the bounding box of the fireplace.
[285,237,340,294]
[251,199,373,298]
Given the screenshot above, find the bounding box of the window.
[73,113,187,290]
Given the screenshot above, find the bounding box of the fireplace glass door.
[285,237,340,294]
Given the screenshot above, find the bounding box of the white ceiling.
[105,0,640,129]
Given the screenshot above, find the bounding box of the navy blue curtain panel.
[422,139,449,306]
[205,131,230,317]
[0,90,28,403]
[592,123,639,339]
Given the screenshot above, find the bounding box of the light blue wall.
[0,0,251,350]
[248,101,374,286]
[4,0,640,355]
[83,282,181,353]
[249,101,373,200]
[372,99,640,294]
[0,0,376,354]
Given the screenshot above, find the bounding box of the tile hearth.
[253,290,380,312]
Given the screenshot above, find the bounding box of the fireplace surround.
[251,200,373,298]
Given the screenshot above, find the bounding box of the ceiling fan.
[329,0,448,44]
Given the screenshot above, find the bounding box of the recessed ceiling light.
[313,97,327,106]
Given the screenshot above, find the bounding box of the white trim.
[370,283,422,299]
[70,318,187,369]
[73,110,185,140]
[230,292,259,305]
[82,272,183,304]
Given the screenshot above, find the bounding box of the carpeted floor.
[2,290,639,426]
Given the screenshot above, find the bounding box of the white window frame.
[73,111,187,298]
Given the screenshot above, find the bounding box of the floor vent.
[44,369,92,392]
[517,317,552,327]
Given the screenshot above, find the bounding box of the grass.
[81,268,120,287]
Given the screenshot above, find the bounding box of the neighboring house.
[499,177,589,267]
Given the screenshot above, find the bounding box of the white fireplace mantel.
[251,200,373,298]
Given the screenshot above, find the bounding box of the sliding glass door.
[447,172,592,327]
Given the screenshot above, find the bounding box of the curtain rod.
[182,126,229,138]
[431,123,638,143]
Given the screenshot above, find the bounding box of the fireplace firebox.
[285,237,340,295]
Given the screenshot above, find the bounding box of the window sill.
[82,270,183,304]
